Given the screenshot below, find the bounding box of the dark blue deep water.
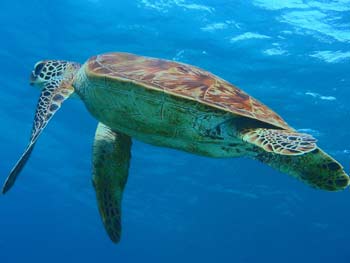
[1,1,349,262]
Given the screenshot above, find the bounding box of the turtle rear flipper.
[255,147,349,191]
[2,80,74,194]
[93,123,132,243]
[242,128,317,155]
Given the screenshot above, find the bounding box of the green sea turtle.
[2,52,349,243]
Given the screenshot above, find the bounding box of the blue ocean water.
[0,0,349,262]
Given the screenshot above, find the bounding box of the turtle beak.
[30,71,36,86]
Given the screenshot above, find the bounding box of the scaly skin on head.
[30,60,81,89]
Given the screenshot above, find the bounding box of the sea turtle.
[2,52,349,243]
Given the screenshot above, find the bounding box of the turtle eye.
[34,62,45,76]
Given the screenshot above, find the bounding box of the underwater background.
[0,0,349,262]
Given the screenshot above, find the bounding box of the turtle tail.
[253,147,349,191]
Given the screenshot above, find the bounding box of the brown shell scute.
[87,52,290,129]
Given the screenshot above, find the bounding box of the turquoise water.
[1,0,349,262]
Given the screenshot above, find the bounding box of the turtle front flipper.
[241,128,317,155]
[2,80,74,194]
[92,123,132,243]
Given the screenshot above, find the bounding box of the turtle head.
[30,60,80,88]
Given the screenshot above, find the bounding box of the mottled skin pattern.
[242,128,317,155]
[3,52,349,245]
[2,61,80,193]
